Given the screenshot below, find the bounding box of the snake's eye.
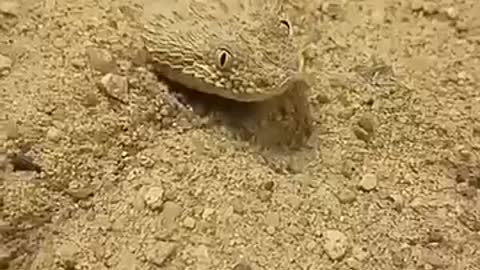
[280,19,292,36]
[216,48,232,70]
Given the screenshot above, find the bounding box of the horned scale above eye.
[279,19,291,34]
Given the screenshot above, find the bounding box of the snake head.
[143,0,303,102]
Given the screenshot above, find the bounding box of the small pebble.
[420,249,447,269]
[456,182,477,199]
[161,201,182,223]
[410,1,423,11]
[4,119,19,139]
[295,174,317,188]
[263,181,275,191]
[388,194,405,212]
[427,229,444,243]
[422,2,438,14]
[0,54,12,76]
[301,43,318,65]
[457,71,468,81]
[257,190,272,202]
[55,241,79,266]
[0,1,19,16]
[345,258,361,270]
[266,226,276,235]
[286,157,306,173]
[46,127,62,142]
[98,73,129,103]
[353,126,371,142]
[321,2,344,19]
[341,160,356,179]
[163,190,177,201]
[53,37,67,49]
[445,7,458,20]
[132,48,148,66]
[455,165,470,183]
[202,208,215,219]
[82,92,100,107]
[315,93,331,104]
[66,187,95,201]
[323,230,348,261]
[196,245,213,266]
[352,246,369,261]
[306,240,317,251]
[455,20,468,32]
[358,173,377,191]
[232,199,246,215]
[338,189,356,204]
[144,186,165,211]
[357,113,376,134]
[183,217,196,229]
[146,241,178,267]
[338,108,354,120]
[86,47,117,74]
[71,58,85,69]
[286,195,302,209]
[116,249,140,270]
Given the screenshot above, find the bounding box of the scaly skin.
[142,0,302,102]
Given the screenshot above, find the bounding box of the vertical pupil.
[220,52,227,67]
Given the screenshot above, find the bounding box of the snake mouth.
[228,73,310,103]
[231,73,309,103]
[151,58,309,103]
